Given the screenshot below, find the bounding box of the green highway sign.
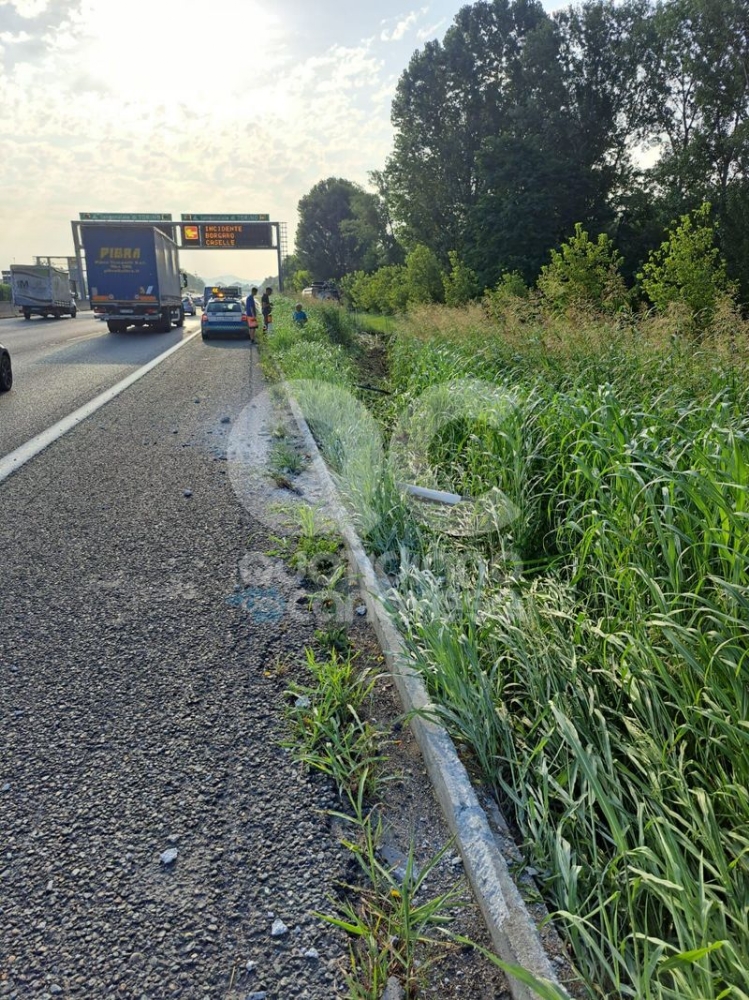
[79,212,173,221]
[181,213,270,222]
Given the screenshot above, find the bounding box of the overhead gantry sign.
[71,212,287,298]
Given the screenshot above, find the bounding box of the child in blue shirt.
[292,304,308,327]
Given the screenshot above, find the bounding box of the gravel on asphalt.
[0,336,513,999]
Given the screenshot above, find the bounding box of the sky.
[0,0,563,285]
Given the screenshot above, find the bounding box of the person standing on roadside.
[261,286,273,332]
[245,286,259,344]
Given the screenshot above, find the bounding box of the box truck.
[10,264,77,320]
[81,225,185,333]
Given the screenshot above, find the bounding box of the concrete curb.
[284,390,571,1000]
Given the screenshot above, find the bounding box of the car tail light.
[201,313,207,323]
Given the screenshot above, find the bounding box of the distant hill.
[205,274,261,291]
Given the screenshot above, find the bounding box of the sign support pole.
[275,224,283,292]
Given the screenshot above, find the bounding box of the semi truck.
[81,225,185,333]
[10,264,77,320]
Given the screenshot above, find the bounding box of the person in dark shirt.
[261,287,273,332]
[245,286,258,343]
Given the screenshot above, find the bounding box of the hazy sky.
[0,0,563,284]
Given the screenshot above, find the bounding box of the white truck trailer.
[10,264,77,320]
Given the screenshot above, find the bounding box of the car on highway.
[201,298,249,340]
[182,295,197,316]
[0,343,12,392]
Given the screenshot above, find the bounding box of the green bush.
[482,271,532,323]
[405,245,444,305]
[537,223,629,314]
[442,250,480,306]
[344,265,408,314]
[638,203,735,335]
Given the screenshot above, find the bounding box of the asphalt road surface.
[0,331,354,999]
[0,312,198,459]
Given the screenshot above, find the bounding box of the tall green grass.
[265,298,749,998]
[384,316,749,998]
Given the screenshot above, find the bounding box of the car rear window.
[207,301,242,313]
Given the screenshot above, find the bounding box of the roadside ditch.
[241,328,583,1000]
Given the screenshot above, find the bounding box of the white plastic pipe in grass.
[399,483,462,505]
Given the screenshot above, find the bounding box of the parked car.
[182,295,197,316]
[0,344,12,392]
[302,281,340,301]
[201,298,249,340]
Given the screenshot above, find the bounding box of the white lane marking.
[0,330,201,485]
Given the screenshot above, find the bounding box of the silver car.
[200,298,249,340]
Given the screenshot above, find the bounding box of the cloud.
[380,7,428,43]
[416,16,449,42]
[0,0,84,68]
[0,0,431,265]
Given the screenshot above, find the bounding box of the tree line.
[284,0,749,315]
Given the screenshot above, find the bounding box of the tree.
[641,0,749,300]
[291,269,313,293]
[555,0,658,192]
[720,181,749,301]
[295,178,392,280]
[443,251,480,306]
[647,0,749,211]
[538,223,629,313]
[280,253,310,292]
[383,0,551,261]
[386,0,656,288]
[405,245,444,304]
[637,202,735,332]
[339,181,403,272]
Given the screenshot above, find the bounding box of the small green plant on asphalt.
[284,647,385,801]
[292,506,345,581]
[266,504,343,577]
[283,644,467,999]
[318,814,464,999]
[314,623,353,656]
[268,440,306,485]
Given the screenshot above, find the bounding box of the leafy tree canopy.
[295,178,396,281]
